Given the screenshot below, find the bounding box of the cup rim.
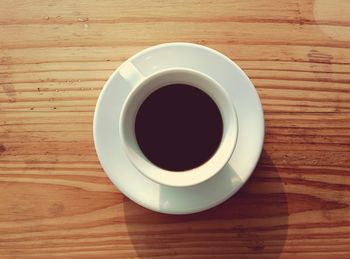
[119,67,238,187]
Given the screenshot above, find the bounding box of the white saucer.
[93,43,264,214]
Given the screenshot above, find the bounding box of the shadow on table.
[123,150,288,258]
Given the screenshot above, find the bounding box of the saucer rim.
[93,42,264,214]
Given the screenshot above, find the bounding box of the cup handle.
[119,62,144,87]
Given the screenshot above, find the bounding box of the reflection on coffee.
[135,84,223,171]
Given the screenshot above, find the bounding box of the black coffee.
[135,84,223,171]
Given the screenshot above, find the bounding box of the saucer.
[93,43,264,214]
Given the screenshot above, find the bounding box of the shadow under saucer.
[123,150,288,258]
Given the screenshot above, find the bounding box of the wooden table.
[1,1,349,258]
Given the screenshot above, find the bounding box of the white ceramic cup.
[119,62,238,187]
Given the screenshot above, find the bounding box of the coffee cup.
[119,62,238,187]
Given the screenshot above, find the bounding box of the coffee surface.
[135,84,223,171]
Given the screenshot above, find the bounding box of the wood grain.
[0,0,349,258]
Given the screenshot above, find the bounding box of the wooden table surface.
[1,0,350,258]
